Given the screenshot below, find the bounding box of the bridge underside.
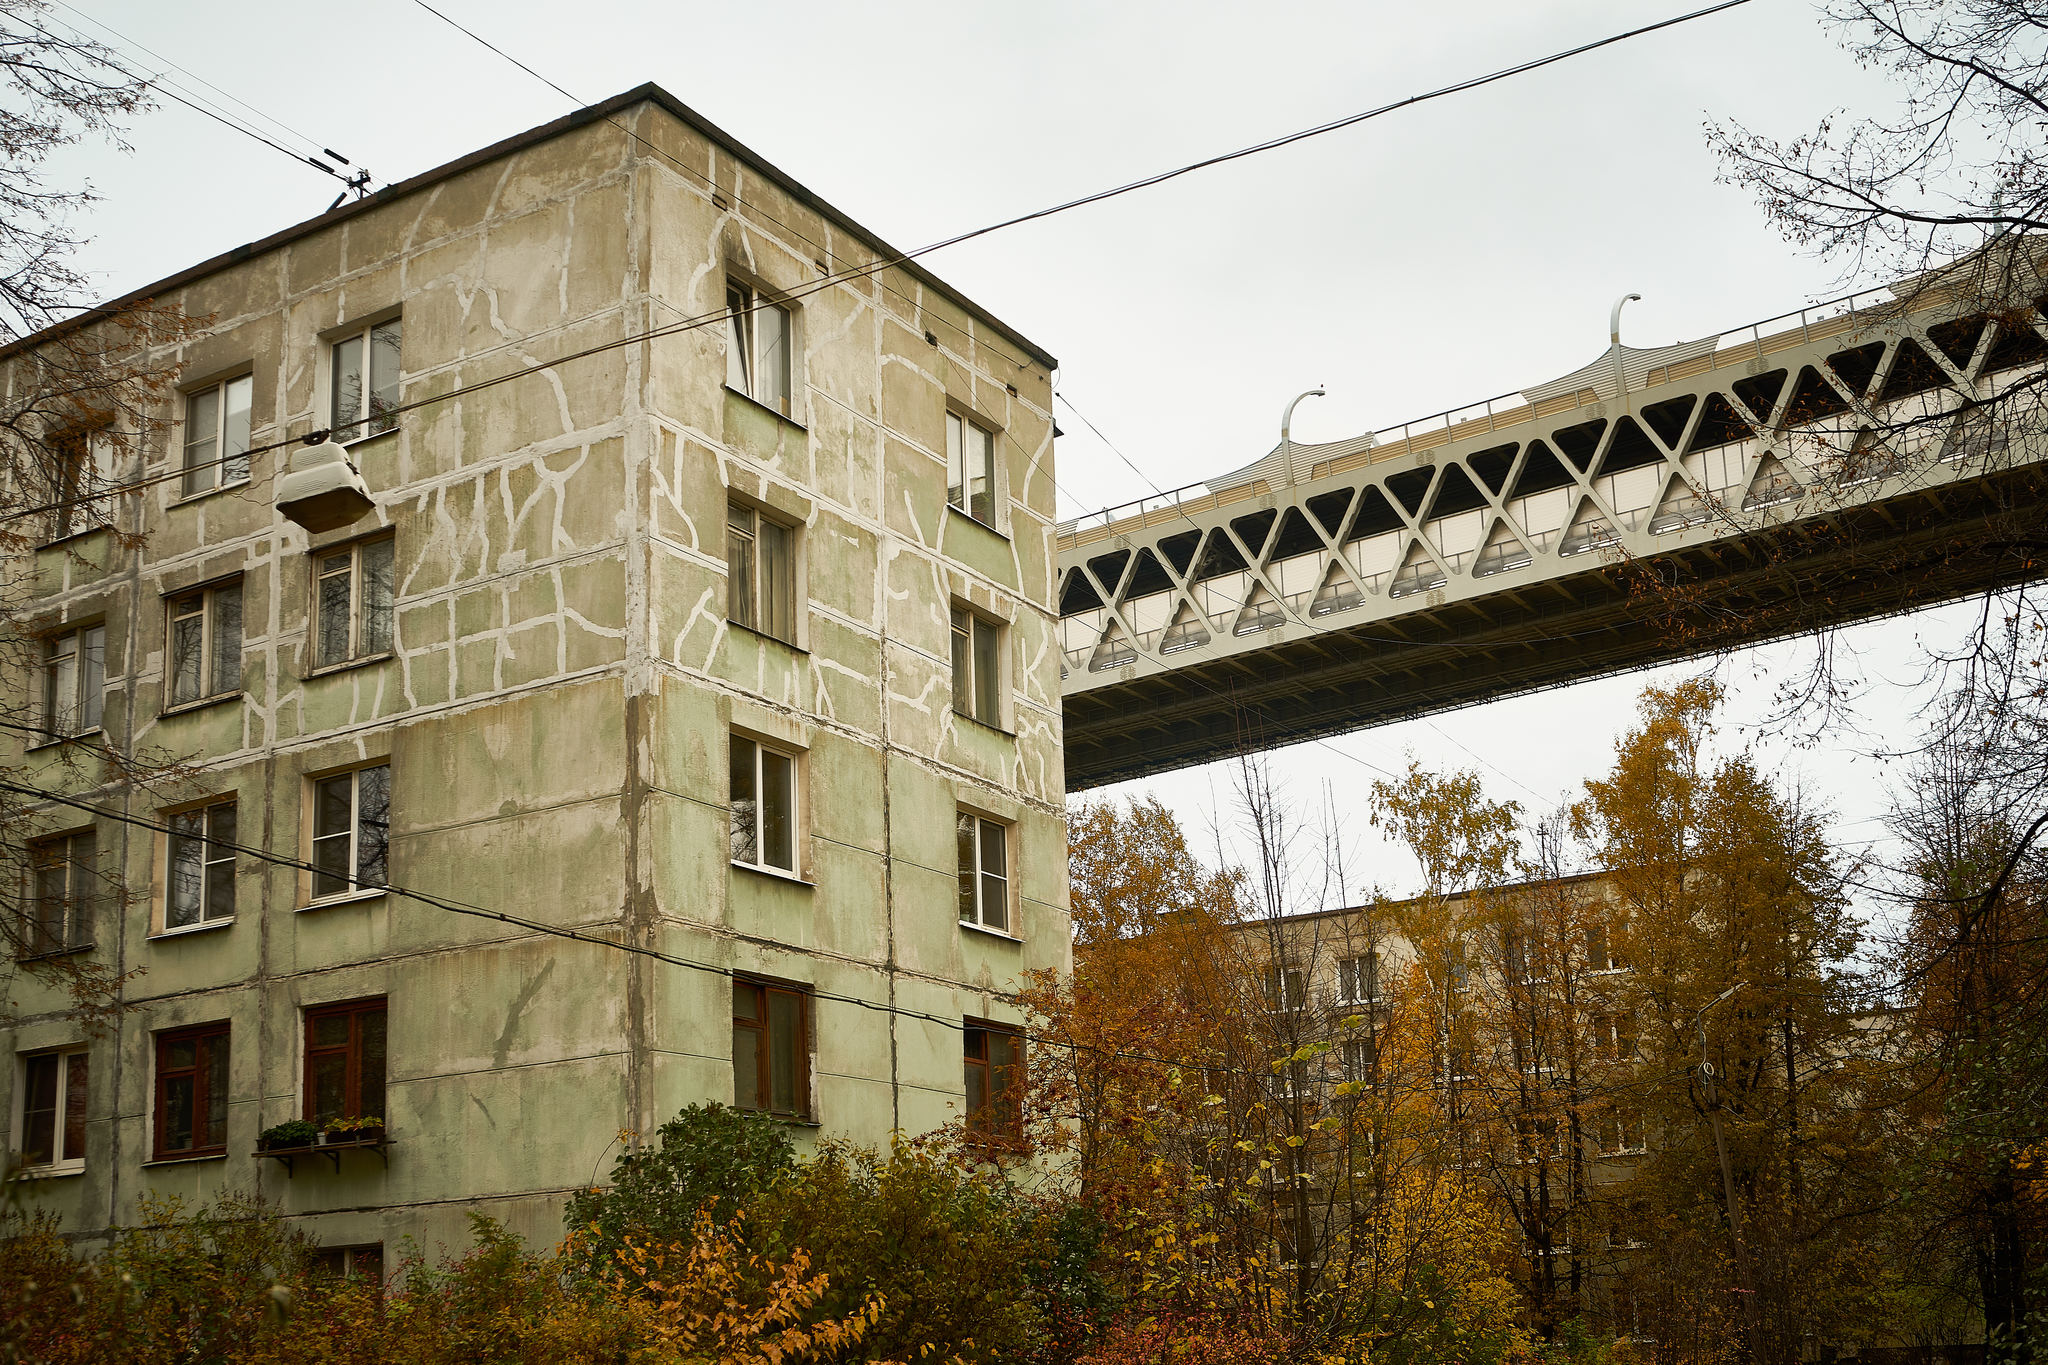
[1063,462,2048,788]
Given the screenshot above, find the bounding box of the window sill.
[301,888,387,911]
[959,920,1022,944]
[725,620,807,655]
[26,727,103,753]
[170,479,253,509]
[951,710,1014,740]
[731,861,814,888]
[160,691,244,720]
[723,384,808,432]
[143,1151,228,1167]
[16,943,94,964]
[37,524,113,551]
[336,426,398,451]
[304,652,394,681]
[12,1163,85,1180]
[150,918,235,942]
[943,505,1009,541]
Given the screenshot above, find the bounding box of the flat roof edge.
[3,82,1058,372]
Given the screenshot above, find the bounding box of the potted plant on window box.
[258,1119,320,1153]
[322,1114,384,1146]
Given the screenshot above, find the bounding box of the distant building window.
[312,1244,384,1284]
[732,979,809,1119]
[17,1049,87,1172]
[726,502,797,644]
[331,319,401,441]
[182,376,253,495]
[946,412,996,524]
[24,831,95,958]
[166,801,236,931]
[1585,921,1628,972]
[310,765,389,901]
[1338,952,1379,1004]
[1600,1107,1646,1155]
[166,580,243,707]
[1596,1012,1637,1061]
[963,1022,1023,1140]
[730,735,798,875]
[726,282,792,414]
[950,608,1003,726]
[153,1023,229,1160]
[41,624,104,738]
[1343,1036,1378,1085]
[956,812,1010,933]
[314,536,395,668]
[304,997,386,1127]
[1263,965,1306,1012]
[45,427,115,540]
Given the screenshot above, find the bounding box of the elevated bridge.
[1056,284,2048,789]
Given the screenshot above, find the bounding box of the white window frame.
[725,280,793,416]
[45,427,116,541]
[181,375,253,497]
[24,829,96,957]
[306,764,390,905]
[945,410,998,526]
[14,1048,87,1175]
[726,501,799,645]
[730,734,802,877]
[165,579,243,710]
[1337,951,1379,1005]
[949,607,1004,728]
[329,317,401,443]
[1264,965,1306,1013]
[1342,1036,1378,1085]
[312,536,395,670]
[162,799,237,934]
[40,623,104,739]
[956,811,1012,934]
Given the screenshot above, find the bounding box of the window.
[312,1244,384,1283]
[40,625,104,738]
[1595,1012,1637,1061]
[1343,1036,1378,1085]
[732,979,809,1119]
[1600,1108,1646,1155]
[17,1049,87,1172]
[313,536,395,669]
[956,812,1010,933]
[725,281,792,414]
[730,735,799,875]
[45,427,115,540]
[1263,965,1306,1012]
[310,765,389,900]
[949,608,1003,726]
[331,318,401,441]
[726,502,796,644]
[165,801,236,931]
[24,831,95,957]
[304,998,386,1127]
[963,1022,1023,1140]
[1338,952,1379,1005]
[1585,921,1628,972]
[166,580,243,707]
[182,376,253,495]
[153,1023,228,1160]
[945,411,996,524]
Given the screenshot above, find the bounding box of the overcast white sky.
[45,0,1971,912]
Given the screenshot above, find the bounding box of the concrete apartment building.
[2,85,1067,1259]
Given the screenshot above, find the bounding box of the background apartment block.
[2,85,1067,1256]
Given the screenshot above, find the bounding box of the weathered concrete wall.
[2,91,1064,1259]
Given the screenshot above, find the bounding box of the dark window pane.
[317,558,352,667]
[730,738,757,864]
[973,618,1001,722]
[203,1037,228,1148]
[211,585,242,695]
[957,813,977,922]
[359,540,394,656]
[950,612,971,714]
[761,748,794,872]
[313,1012,350,1047]
[360,1009,386,1118]
[759,516,794,642]
[311,1052,347,1125]
[163,1074,195,1153]
[62,1053,88,1161]
[168,812,204,928]
[356,766,390,887]
[22,1054,58,1165]
[768,990,800,1115]
[733,1024,760,1111]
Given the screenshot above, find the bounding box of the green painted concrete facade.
[2,89,1067,1255]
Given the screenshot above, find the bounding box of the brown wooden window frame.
[963,1020,1024,1143]
[303,996,387,1127]
[152,1022,229,1161]
[731,979,810,1121]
